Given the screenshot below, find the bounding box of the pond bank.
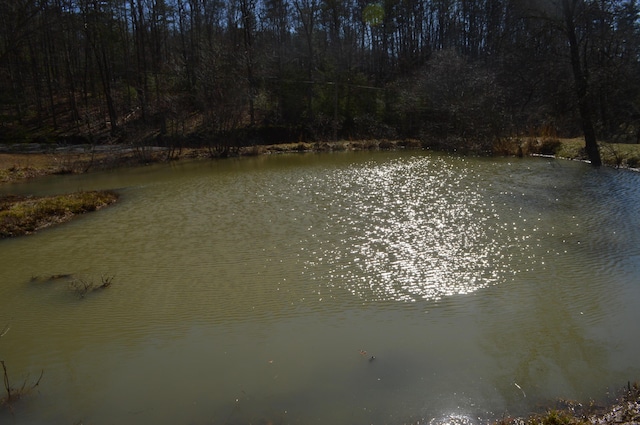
[497,383,640,425]
[0,139,423,183]
[2,138,640,185]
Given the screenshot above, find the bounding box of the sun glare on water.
[298,155,531,303]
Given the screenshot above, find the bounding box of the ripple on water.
[2,153,640,425]
[291,156,540,303]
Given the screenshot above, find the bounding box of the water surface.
[1,151,639,424]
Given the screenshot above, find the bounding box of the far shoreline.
[1,137,640,185]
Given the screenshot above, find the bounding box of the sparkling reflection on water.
[1,151,640,425]
[299,155,519,302]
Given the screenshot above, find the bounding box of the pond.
[1,150,639,425]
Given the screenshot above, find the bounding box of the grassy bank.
[553,138,640,168]
[0,148,175,183]
[0,190,119,239]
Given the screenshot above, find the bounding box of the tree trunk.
[563,0,601,166]
[239,0,256,126]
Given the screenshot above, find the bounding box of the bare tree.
[561,0,602,165]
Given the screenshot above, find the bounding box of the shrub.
[401,139,422,149]
[525,137,562,156]
[378,140,396,150]
[538,138,562,155]
[492,138,522,156]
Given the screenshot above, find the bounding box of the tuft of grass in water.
[1,323,44,412]
[1,361,44,411]
[0,190,118,238]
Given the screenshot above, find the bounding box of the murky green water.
[1,151,639,425]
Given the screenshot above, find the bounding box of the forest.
[0,0,639,160]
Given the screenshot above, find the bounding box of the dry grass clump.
[0,190,118,238]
